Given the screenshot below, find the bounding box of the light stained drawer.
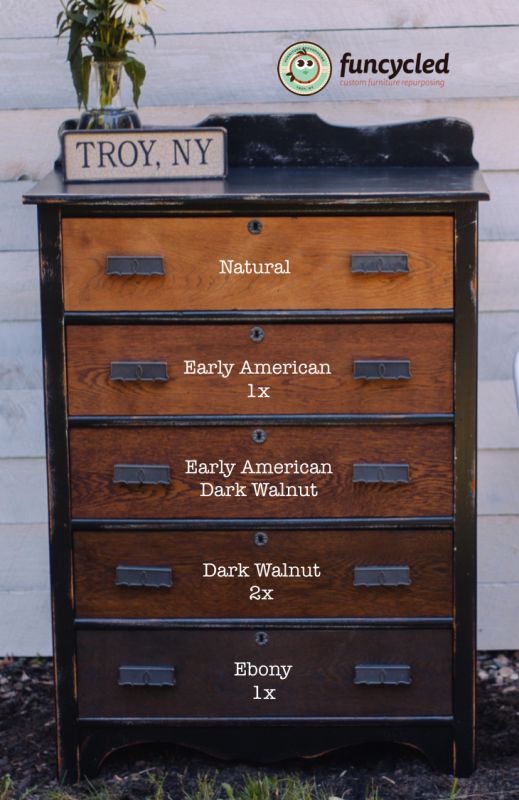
[62,216,453,311]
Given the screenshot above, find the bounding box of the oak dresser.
[24,115,489,780]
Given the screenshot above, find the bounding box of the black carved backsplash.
[198,114,478,169]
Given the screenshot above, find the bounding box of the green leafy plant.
[57,0,161,108]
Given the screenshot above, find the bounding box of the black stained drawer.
[76,628,452,719]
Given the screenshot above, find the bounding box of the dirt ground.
[2,655,519,799]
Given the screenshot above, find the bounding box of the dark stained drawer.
[66,323,453,416]
[73,529,453,619]
[69,425,453,520]
[76,628,452,718]
[62,216,453,311]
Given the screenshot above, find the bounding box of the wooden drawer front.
[74,529,453,619]
[62,217,453,311]
[66,323,453,416]
[69,426,452,519]
[76,628,452,718]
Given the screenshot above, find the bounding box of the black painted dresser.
[24,115,489,780]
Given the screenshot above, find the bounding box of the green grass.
[0,776,15,800]
[365,780,381,800]
[183,772,218,800]
[184,774,321,800]
[447,778,459,800]
[0,775,40,800]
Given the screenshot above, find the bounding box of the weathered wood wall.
[1,0,518,653]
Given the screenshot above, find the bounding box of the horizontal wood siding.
[2,28,519,110]
[3,0,518,38]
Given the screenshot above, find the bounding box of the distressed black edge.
[58,204,468,217]
[452,203,478,776]
[69,414,454,427]
[37,206,80,783]
[23,176,489,206]
[48,114,480,170]
[78,715,454,725]
[197,114,479,168]
[71,516,454,531]
[65,309,455,324]
[76,721,455,777]
[75,618,453,630]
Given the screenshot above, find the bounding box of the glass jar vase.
[78,61,141,130]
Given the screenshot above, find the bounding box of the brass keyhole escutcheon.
[250,326,265,343]
[248,219,263,235]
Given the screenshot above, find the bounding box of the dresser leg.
[409,729,455,775]
[453,737,476,778]
[79,732,116,780]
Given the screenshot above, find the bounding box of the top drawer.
[62,216,453,312]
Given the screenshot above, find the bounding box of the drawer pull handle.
[353,360,411,381]
[110,361,169,382]
[106,256,164,276]
[115,565,173,588]
[351,254,408,274]
[354,566,411,587]
[352,463,409,484]
[113,464,171,486]
[118,666,176,687]
[354,664,411,686]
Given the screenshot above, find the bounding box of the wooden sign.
[62,127,227,183]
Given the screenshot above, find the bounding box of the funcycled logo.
[277,41,332,96]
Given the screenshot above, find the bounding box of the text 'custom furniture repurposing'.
[24,115,489,780]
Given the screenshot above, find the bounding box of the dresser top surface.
[24,165,489,206]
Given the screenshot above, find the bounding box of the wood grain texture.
[478,516,519,584]
[4,0,519,38]
[73,528,453,619]
[0,322,42,389]
[0,182,37,251]
[7,175,515,246]
[0,459,47,524]
[0,389,45,457]
[479,312,519,381]
[69,425,453,519]
[478,583,519,650]
[0,589,51,656]
[478,380,519,449]
[62,216,453,312]
[66,323,453,416]
[479,242,519,311]
[0,252,40,321]
[76,628,452,718]
[479,450,519,515]
[3,27,519,110]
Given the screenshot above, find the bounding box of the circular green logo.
[278,41,332,96]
